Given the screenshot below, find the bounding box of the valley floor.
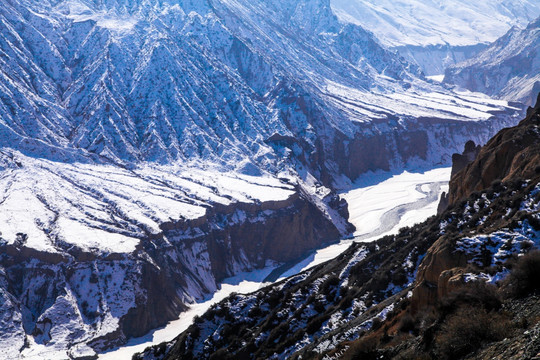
[98,168,450,359]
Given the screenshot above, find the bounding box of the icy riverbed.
[98,168,450,359]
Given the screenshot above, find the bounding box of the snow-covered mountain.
[0,0,525,357]
[331,0,540,75]
[445,17,540,106]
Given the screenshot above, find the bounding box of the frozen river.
[99,167,451,359]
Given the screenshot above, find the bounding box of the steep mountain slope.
[330,0,540,75]
[445,17,540,106]
[0,0,526,357]
[446,93,540,206]
[138,96,540,359]
[0,0,520,182]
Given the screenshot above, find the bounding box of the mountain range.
[331,0,540,75]
[445,16,540,106]
[0,0,536,358]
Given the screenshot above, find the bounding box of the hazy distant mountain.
[445,17,540,106]
[331,0,540,75]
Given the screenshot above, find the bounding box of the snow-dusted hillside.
[136,99,540,360]
[445,17,540,106]
[331,0,540,75]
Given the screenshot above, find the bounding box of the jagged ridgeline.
[445,16,540,107]
[137,95,540,359]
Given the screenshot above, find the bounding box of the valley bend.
[0,1,538,359]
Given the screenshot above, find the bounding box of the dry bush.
[505,250,540,298]
[341,332,379,360]
[435,307,511,359]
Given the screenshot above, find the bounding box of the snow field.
[0,152,295,254]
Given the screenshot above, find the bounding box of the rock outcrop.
[411,92,540,313]
[438,140,481,214]
[448,92,540,207]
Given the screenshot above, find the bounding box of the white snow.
[344,168,450,238]
[331,0,540,47]
[61,0,138,32]
[456,221,540,266]
[427,75,445,82]
[323,81,513,124]
[0,152,295,254]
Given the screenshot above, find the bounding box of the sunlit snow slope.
[0,0,521,180]
[331,0,540,74]
[445,17,540,106]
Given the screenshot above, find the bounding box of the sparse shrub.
[438,281,501,315]
[89,273,98,284]
[398,313,416,333]
[341,333,379,360]
[306,314,329,334]
[320,275,340,301]
[209,348,231,360]
[313,299,325,313]
[399,298,410,310]
[491,179,502,190]
[248,306,263,318]
[268,322,289,343]
[371,317,383,331]
[435,307,510,359]
[510,178,525,191]
[526,214,540,231]
[505,250,540,298]
[267,291,281,308]
[339,293,354,310]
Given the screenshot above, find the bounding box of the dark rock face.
[438,140,481,214]
[450,140,481,178]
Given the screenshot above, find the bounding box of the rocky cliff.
[447,92,540,207]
